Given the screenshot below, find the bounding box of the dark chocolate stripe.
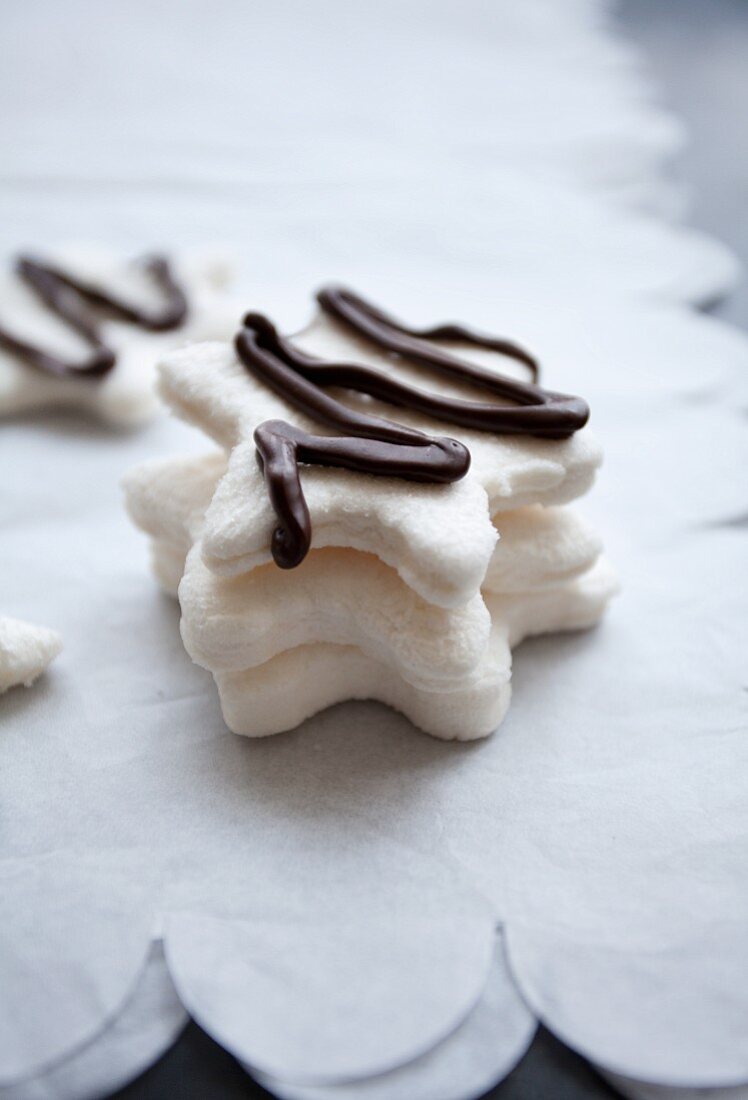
[254,419,469,568]
[0,254,188,379]
[316,286,588,438]
[235,288,589,569]
[318,284,539,379]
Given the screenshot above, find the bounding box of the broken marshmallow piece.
[0,617,62,694]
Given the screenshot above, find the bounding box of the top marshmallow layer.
[157,310,602,607]
[123,451,604,602]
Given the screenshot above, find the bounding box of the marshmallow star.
[0,617,62,694]
[157,293,601,608]
[0,247,240,427]
[123,451,616,740]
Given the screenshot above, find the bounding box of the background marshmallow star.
[157,300,601,608]
[0,246,241,427]
[0,616,62,693]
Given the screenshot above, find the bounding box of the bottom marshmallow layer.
[145,526,615,739]
[215,560,616,740]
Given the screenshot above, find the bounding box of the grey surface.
[624,0,748,330]
[109,1024,618,1100]
[107,3,747,1099]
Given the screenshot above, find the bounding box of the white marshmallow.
[486,505,603,594]
[134,292,612,741]
[179,544,492,692]
[214,560,617,741]
[150,541,190,598]
[123,451,616,738]
[0,617,62,694]
[123,450,226,552]
[200,438,497,610]
[123,452,605,604]
[216,627,512,741]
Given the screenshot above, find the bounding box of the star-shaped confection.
[0,246,240,426]
[157,290,601,608]
[123,451,616,739]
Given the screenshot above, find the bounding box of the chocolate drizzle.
[315,286,588,438]
[0,254,188,379]
[235,286,590,569]
[318,285,540,380]
[237,314,469,568]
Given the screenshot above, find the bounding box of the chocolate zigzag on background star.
[0,255,188,379]
[235,287,590,569]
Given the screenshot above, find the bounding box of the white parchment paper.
[0,945,186,1100]
[1,2,747,1098]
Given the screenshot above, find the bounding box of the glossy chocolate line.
[236,288,589,569]
[316,286,588,438]
[254,419,469,568]
[242,302,586,441]
[238,314,444,447]
[0,255,188,379]
[319,284,539,379]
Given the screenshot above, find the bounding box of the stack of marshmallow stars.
[124,296,617,740]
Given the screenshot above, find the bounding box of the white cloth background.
[1,2,747,1098]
